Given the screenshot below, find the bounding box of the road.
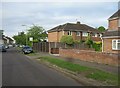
[2,48,81,86]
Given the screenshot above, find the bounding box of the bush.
[60,35,74,45]
[74,40,80,44]
[85,39,93,48]
[33,39,39,43]
[92,42,102,51]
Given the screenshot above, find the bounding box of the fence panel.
[33,42,92,53]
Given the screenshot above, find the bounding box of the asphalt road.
[2,48,81,86]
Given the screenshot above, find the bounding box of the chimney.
[77,21,80,24]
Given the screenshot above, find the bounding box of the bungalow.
[48,21,102,42]
[102,9,120,53]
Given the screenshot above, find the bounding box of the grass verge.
[27,52,37,56]
[39,56,118,85]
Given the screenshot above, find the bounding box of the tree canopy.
[13,25,48,46]
[13,32,26,45]
[27,25,47,42]
[97,26,106,32]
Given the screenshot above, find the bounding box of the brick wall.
[58,31,63,42]
[48,32,58,42]
[59,49,119,66]
[109,18,119,30]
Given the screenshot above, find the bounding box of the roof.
[109,9,120,19]
[102,29,120,38]
[48,22,101,33]
[4,36,13,41]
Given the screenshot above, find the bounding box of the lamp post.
[22,25,28,46]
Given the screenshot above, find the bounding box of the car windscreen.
[23,47,31,49]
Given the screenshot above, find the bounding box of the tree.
[27,25,47,42]
[60,35,74,45]
[13,32,26,45]
[97,26,105,32]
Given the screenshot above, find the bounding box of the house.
[102,9,120,53]
[48,21,102,42]
[0,30,7,45]
[0,30,14,45]
[5,36,14,45]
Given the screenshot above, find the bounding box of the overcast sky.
[0,0,119,37]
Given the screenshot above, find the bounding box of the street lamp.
[22,25,28,46]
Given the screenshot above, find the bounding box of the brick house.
[102,9,120,53]
[48,21,102,42]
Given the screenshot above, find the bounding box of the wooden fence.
[33,42,49,52]
[33,42,92,53]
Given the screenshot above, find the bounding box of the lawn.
[39,56,118,85]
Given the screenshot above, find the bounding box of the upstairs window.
[112,40,120,50]
[76,32,80,36]
[68,31,72,35]
[82,32,88,37]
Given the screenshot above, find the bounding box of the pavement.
[2,48,82,86]
[27,52,118,75]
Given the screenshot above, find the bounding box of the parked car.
[22,46,33,54]
[8,44,13,48]
[5,45,9,49]
[0,44,7,52]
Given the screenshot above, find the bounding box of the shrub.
[92,42,102,51]
[80,40,85,44]
[33,39,39,43]
[85,37,93,48]
[74,40,80,44]
[60,35,74,45]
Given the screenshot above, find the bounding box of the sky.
[0,0,119,37]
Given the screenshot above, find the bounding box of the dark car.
[0,44,7,52]
[22,46,33,54]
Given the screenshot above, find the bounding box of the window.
[112,40,120,50]
[92,33,98,37]
[76,32,80,36]
[68,31,72,35]
[82,32,88,36]
[95,34,98,37]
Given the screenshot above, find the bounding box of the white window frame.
[94,33,98,37]
[82,32,88,37]
[68,31,72,36]
[100,34,102,37]
[76,32,80,36]
[112,39,120,50]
